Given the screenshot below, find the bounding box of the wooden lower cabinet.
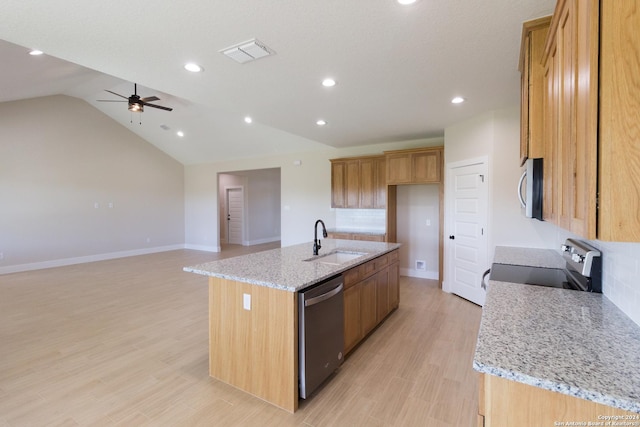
[479,373,638,426]
[343,249,400,354]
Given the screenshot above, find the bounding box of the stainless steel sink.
[304,250,367,265]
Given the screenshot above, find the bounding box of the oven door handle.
[481,268,491,290]
[518,170,527,208]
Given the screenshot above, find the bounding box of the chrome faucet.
[313,219,328,255]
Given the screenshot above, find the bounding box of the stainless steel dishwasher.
[298,274,344,399]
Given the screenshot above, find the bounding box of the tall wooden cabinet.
[539,0,640,241]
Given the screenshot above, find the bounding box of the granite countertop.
[184,239,401,292]
[492,245,565,268]
[475,247,640,414]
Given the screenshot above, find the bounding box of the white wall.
[0,95,185,273]
[396,184,439,279]
[444,106,640,327]
[444,107,557,264]
[184,138,444,251]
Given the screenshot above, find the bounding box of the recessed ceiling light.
[244,116,253,124]
[322,78,336,87]
[176,131,185,137]
[184,63,203,72]
[316,119,327,126]
[397,0,418,5]
[451,96,465,104]
[29,49,43,56]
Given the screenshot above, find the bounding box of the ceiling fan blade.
[143,102,173,112]
[104,90,128,99]
[140,96,160,102]
[97,100,127,102]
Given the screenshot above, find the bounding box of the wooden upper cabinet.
[385,146,443,185]
[540,0,639,241]
[597,0,640,241]
[345,159,360,208]
[519,16,551,166]
[330,160,347,208]
[330,155,386,209]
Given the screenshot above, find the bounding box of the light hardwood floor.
[0,245,482,426]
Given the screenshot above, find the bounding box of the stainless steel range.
[488,239,602,292]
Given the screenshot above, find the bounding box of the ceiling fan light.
[128,102,143,112]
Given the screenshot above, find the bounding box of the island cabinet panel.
[343,284,362,353]
[388,259,399,310]
[479,374,638,426]
[360,275,378,336]
[208,277,298,413]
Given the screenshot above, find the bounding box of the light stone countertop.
[492,245,565,268]
[475,247,640,413]
[184,239,401,292]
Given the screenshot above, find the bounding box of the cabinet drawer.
[388,250,399,263]
[343,266,361,289]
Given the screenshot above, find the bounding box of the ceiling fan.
[97,83,173,113]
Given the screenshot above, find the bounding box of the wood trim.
[519,15,552,72]
[208,277,298,413]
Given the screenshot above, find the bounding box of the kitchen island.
[184,239,401,412]
[475,247,640,425]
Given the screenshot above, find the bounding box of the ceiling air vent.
[221,39,275,64]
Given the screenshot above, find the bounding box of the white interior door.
[226,187,244,245]
[446,160,488,306]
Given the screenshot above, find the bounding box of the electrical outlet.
[243,293,251,311]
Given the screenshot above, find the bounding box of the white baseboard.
[244,236,281,246]
[184,244,220,253]
[400,267,439,280]
[0,244,186,275]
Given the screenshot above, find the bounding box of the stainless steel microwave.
[518,158,543,220]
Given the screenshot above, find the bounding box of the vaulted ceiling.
[0,0,555,165]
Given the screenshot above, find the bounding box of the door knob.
[449,235,455,240]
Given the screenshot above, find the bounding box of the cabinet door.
[346,160,360,208]
[388,261,399,310]
[375,269,389,321]
[542,41,558,224]
[599,0,640,241]
[374,157,387,209]
[331,161,346,208]
[344,284,362,354]
[359,158,376,208]
[412,150,441,183]
[386,153,412,184]
[360,275,377,336]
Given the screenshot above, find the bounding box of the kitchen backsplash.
[554,231,640,327]
[335,209,386,232]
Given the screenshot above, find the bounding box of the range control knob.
[571,253,584,263]
[561,244,571,252]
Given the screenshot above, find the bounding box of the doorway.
[226,187,244,245]
[445,158,489,306]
